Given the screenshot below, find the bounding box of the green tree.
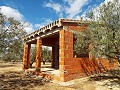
[74,29,90,57]
[29,46,52,67]
[74,0,120,63]
[42,47,52,65]
[0,12,26,61]
[30,46,36,67]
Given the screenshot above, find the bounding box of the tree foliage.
[74,0,120,62]
[42,47,52,65]
[30,46,52,67]
[0,12,26,61]
[30,46,36,67]
[74,29,90,57]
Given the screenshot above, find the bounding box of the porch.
[22,18,118,82]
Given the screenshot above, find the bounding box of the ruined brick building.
[22,18,118,82]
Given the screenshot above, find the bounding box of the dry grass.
[0,61,120,90]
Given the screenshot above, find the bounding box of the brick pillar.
[23,43,31,69]
[35,37,42,72]
[27,44,31,68]
[59,30,73,81]
[52,46,55,68]
[59,30,65,81]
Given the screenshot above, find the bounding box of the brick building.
[22,18,118,82]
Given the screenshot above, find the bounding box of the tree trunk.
[43,61,45,65]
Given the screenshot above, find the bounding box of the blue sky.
[0,0,109,33]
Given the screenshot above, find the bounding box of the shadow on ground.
[89,68,120,88]
[0,71,49,90]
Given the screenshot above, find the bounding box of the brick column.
[23,43,31,69]
[27,44,31,68]
[59,30,73,81]
[52,46,55,68]
[59,30,65,81]
[35,37,42,72]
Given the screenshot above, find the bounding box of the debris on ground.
[0,71,49,90]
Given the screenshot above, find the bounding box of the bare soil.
[0,61,120,90]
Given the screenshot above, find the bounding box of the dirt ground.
[0,61,120,90]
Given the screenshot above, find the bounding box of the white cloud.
[23,19,53,34]
[43,0,120,20]
[43,0,63,17]
[0,6,34,33]
[0,6,54,34]
[35,24,41,28]
[44,1,61,13]
[64,0,88,18]
[44,0,88,18]
[0,6,24,21]
[24,22,34,34]
[24,27,34,34]
[35,18,53,28]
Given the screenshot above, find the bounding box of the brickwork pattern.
[59,30,118,82]
[22,25,118,82]
[35,38,42,72]
[22,43,31,69]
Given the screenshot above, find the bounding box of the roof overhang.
[22,18,90,43]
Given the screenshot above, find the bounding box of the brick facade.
[22,19,118,82]
[59,29,118,82]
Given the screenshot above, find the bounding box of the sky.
[0,0,114,33]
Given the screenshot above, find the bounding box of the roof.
[23,18,90,42]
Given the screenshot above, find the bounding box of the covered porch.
[22,18,118,82]
[29,62,60,79]
[22,19,66,80]
[22,27,61,72]
[22,18,81,81]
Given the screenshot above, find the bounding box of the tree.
[42,47,52,65]
[29,46,52,67]
[30,46,36,68]
[74,0,120,63]
[0,12,26,61]
[73,29,90,57]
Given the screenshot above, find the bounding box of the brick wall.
[59,29,118,82]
